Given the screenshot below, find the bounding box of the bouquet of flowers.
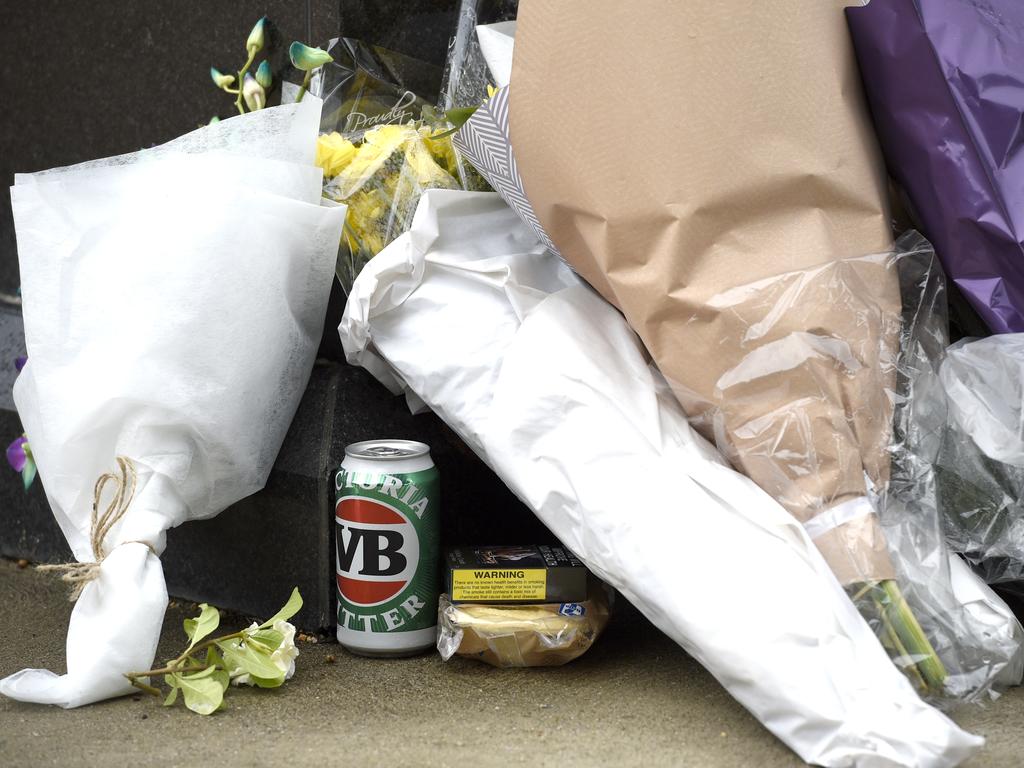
[339,189,983,768]
[293,37,486,292]
[0,98,345,708]
[453,0,1022,704]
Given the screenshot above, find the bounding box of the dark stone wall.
[0,0,518,357]
[0,0,341,298]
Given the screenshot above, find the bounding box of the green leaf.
[183,603,220,651]
[205,646,226,669]
[163,687,179,707]
[210,668,230,693]
[246,629,284,653]
[258,588,302,629]
[164,673,180,689]
[247,674,285,689]
[217,639,283,681]
[181,665,218,680]
[22,456,36,491]
[178,668,226,716]
[289,42,332,71]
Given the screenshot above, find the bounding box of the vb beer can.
[335,439,440,656]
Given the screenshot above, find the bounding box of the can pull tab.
[364,446,414,457]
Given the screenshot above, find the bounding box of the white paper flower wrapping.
[0,98,346,708]
[340,190,983,768]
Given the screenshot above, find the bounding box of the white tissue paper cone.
[16,96,322,182]
[0,544,166,705]
[1,100,346,708]
[340,190,981,768]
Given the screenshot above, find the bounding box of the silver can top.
[344,439,431,460]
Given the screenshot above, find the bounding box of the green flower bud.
[243,73,266,111]
[246,17,267,54]
[289,42,332,71]
[255,60,273,90]
[210,67,235,89]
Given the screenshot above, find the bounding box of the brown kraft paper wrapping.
[509,0,898,583]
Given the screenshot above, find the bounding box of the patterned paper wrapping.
[453,87,561,259]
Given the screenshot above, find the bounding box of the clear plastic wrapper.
[314,37,441,140]
[669,231,1023,702]
[437,587,610,668]
[899,288,1024,589]
[340,190,984,767]
[307,38,478,293]
[435,2,504,194]
[319,122,461,290]
[439,0,517,111]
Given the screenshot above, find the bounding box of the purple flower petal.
[14,356,27,372]
[6,436,27,473]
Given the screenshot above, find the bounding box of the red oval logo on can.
[335,497,420,607]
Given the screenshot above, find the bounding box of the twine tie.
[38,457,153,601]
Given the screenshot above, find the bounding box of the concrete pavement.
[1,558,1022,767]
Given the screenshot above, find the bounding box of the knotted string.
[38,457,153,601]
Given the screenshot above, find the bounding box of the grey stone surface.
[0,304,24,411]
[337,0,518,67]
[2,558,1024,767]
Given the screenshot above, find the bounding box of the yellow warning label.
[451,568,547,602]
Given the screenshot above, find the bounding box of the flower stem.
[124,629,247,686]
[129,678,162,698]
[852,579,948,696]
[295,71,312,103]
[880,579,947,691]
[235,49,257,114]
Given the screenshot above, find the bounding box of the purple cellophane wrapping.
[846,0,1024,334]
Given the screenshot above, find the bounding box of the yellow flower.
[322,123,462,287]
[420,127,458,177]
[329,125,416,198]
[315,133,357,178]
[402,134,459,188]
[486,84,498,99]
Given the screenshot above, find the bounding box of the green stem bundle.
[852,579,947,695]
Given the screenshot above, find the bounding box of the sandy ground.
[1,558,1022,767]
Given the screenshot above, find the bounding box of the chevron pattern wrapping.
[452,86,562,258]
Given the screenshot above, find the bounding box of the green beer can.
[335,439,440,656]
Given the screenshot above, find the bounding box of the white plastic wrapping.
[340,189,981,767]
[942,336,1024,469]
[0,100,347,708]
